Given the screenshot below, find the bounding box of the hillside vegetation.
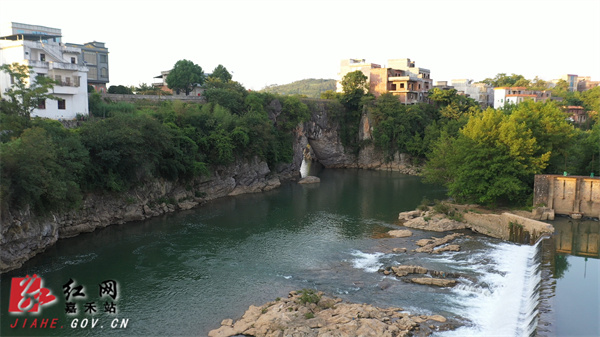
[261,79,336,98]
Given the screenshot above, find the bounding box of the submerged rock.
[298,176,321,184]
[388,229,413,238]
[410,277,457,287]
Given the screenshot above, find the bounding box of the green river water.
[1,168,598,336]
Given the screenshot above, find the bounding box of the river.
[1,168,598,336]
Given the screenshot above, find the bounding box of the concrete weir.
[534,175,600,219]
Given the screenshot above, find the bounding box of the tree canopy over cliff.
[0,65,312,215]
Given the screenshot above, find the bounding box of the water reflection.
[538,217,600,337]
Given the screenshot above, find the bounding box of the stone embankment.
[208,290,456,337]
[1,157,297,273]
[397,204,555,242]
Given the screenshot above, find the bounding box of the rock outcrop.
[415,233,463,253]
[208,290,456,337]
[398,205,554,242]
[298,176,321,184]
[1,157,296,273]
[300,99,421,174]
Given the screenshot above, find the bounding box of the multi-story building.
[433,81,453,90]
[575,76,600,92]
[0,23,89,119]
[563,106,588,124]
[451,79,494,108]
[337,58,432,104]
[66,41,109,93]
[493,87,552,109]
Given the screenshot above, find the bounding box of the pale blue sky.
[2,0,599,90]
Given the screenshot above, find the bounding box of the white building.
[493,87,552,109]
[451,79,494,108]
[0,23,89,119]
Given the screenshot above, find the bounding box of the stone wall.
[534,175,600,218]
[0,157,298,273]
[462,212,555,241]
[99,93,206,103]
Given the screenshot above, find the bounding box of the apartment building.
[337,58,432,104]
[0,23,89,119]
[66,41,109,93]
[451,79,494,108]
[493,87,552,109]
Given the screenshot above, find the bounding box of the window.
[83,52,96,65]
[40,53,45,61]
[100,54,108,63]
[390,83,397,91]
[55,75,62,84]
[65,77,71,86]
[58,99,66,110]
[71,57,76,64]
[74,76,81,87]
[100,67,108,78]
[400,83,405,89]
[37,99,46,109]
[88,67,98,80]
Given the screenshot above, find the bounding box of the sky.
[1,0,599,90]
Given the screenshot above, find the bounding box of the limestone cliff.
[0,157,296,273]
[300,99,420,175]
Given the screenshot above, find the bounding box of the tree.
[209,64,232,83]
[481,73,526,87]
[0,62,57,119]
[424,102,574,205]
[107,85,133,94]
[166,59,206,96]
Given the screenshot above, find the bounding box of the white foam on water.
[437,241,542,337]
[350,250,384,273]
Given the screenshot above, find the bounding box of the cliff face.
[1,99,420,273]
[0,157,296,273]
[300,99,420,175]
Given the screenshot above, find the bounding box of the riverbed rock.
[208,291,453,337]
[410,277,457,287]
[388,229,413,238]
[415,233,463,253]
[298,176,321,184]
[391,265,428,277]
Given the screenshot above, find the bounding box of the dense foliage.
[166,59,206,95]
[262,79,336,98]
[323,71,598,206]
[1,67,310,214]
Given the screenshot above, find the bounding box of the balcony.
[49,62,87,72]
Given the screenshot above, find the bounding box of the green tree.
[424,102,573,205]
[481,73,527,87]
[202,80,248,115]
[107,85,133,94]
[166,59,206,96]
[0,62,57,119]
[0,125,87,213]
[209,64,232,83]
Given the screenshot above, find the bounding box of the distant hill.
[261,79,336,98]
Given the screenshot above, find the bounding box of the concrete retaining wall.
[534,175,600,218]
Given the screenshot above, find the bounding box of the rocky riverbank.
[208,290,457,337]
[397,202,555,242]
[0,157,298,273]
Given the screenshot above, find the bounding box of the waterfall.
[300,158,310,178]
[439,239,546,337]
